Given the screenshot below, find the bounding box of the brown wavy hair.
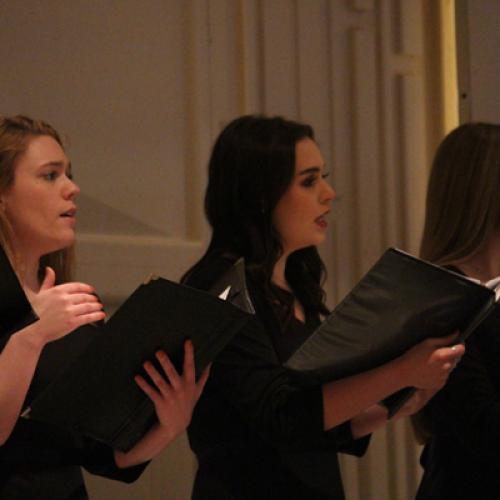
[0,115,74,283]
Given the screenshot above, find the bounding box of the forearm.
[322,357,407,431]
[350,404,388,438]
[0,324,45,444]
[113,423,176,469]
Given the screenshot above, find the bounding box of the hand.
[134,340,210,442]
[392,388,438,420]
[29,267,105,344]
[398,332,465,390]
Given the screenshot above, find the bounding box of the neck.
[12,244,42,292]
[458,233,500,282]
[272,252,291,291]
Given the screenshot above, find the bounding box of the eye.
[42,171,58,181]
[301,175,318,188]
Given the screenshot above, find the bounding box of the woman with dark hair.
[0,115,209,499]
[182,114,464,499]
[414,122,500,499]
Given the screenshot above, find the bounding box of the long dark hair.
[182,114,329,318]
[420,122,500,266]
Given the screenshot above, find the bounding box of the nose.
[63,177,80,200]
[321,179,336,204]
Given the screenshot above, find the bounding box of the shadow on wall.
[77,193,165,236]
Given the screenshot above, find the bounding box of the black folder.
[0,244,38,339]
[23,276,252,451]
[285,248,500,416]
[209,257,255,314]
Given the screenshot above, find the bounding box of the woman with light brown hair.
[0,115,209,499]
[415,122,500,499]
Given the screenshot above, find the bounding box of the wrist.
[11,323,46,354]
[389,354,412,389]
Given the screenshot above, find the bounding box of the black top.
[416,279,500,499]
[185,255,369,500]
[0,326,146,500]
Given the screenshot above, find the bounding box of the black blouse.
[416,271,500,499]
[185,255,369,500]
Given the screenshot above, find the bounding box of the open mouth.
[315,211,330,228]
[315,215,327,228]
[61,208,76,218]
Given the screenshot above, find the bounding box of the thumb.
[40,266,56,290]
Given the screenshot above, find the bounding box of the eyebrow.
[40,160,72,173]
[297,166,323,176]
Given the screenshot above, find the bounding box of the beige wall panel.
[350,0,375,12]
[238,0,263,111]
[396,74,427,254]
[350,26,384,267]
[260,0,299,115]
[183,0,213,241]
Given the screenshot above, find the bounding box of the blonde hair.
[0,115,74,283]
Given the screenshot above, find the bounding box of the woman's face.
[0,135,80,258]
[272,137,335,255]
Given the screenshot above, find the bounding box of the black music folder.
[209,257,255,314]
[285,248,500,417]
[23,276,252,451]
[0,244,38,339]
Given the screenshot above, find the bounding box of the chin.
[46,236,75,254]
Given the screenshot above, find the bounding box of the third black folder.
[285,248,500,415]
[24,276,252,451]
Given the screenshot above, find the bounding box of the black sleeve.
[210,316,369,454]
[78,437,148,482]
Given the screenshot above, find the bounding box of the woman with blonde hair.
[0,115,209,499]
[415,122,500,499]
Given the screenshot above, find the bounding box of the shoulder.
[183,253,239,291]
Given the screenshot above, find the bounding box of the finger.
[143,361,172,395]
[156,350,182,390]
[196,364,211,394]
[72,301,105,317]
[182,340,196,385]
[134,375,161,403]
[56,282,96,294]
[72,310,106,328]
[426,331,461,347]
[449,344,465,357]
[436,344,465,362]
[69,293,99,305]
[40,267,56,290]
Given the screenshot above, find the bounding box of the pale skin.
[0,135,209,468]
[272,137,465,439]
